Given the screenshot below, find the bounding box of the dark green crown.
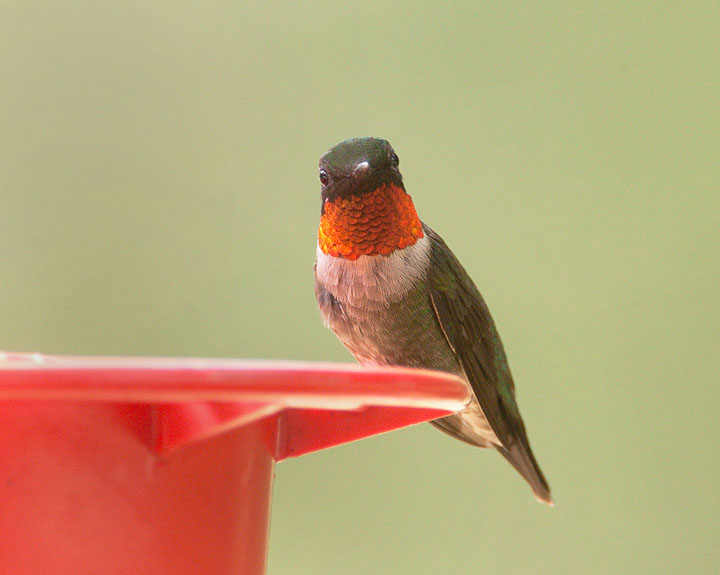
[321,137,393,175]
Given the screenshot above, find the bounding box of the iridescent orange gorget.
[318,183,424,259]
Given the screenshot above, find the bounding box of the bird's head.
[317,138,422,259]
[318,137,403,205]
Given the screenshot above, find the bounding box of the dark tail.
[431,414,552,505]
[497,441,553,505]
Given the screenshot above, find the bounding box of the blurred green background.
[1,1,718,573]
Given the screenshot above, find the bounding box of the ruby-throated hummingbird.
[314,137,552,504]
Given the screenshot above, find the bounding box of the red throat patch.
[318,184,424,260]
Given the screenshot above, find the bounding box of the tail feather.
[432,411,552,505]
[497,441,553,505]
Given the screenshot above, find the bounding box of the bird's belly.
[330,288,500,446]
[315,239,456,370]
[318,272,501,447]
[333,282,460,373]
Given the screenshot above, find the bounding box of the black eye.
[319,170,330,186]
[390,152,399,167]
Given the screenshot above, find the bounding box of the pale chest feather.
[315,234,432,310]
[314,234,457,370]
[315,232,497,445]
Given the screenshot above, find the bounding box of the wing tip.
[497,443,553,507]
[532,486,554,507]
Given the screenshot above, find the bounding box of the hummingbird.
[314,137,552,504]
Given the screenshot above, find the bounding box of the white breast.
[315,234,432,307]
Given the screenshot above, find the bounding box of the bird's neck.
[318,183,424,260]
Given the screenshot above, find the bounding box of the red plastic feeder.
[0,352,469,575]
